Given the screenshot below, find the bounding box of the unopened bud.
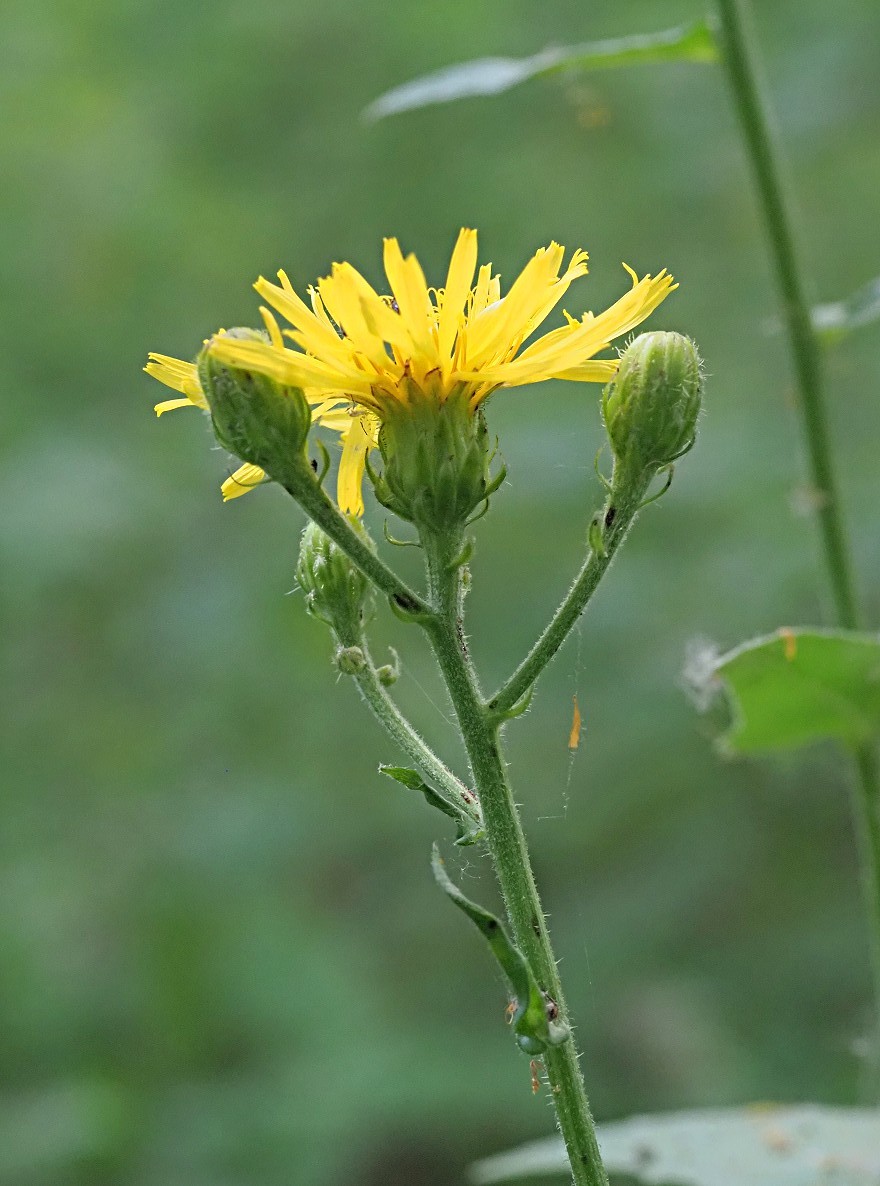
[334,645,366,675]
[198,328,312,476]
[602,331,703,479]
[297,520,374,641]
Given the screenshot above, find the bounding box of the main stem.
[717,0,880,1063]
[421,527,608,1186]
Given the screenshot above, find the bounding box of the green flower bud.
[333,645,366,675]
[602,331,703,479]
[376,663,398,687]
[371,383,505,534]
[297,520,374,643]
[197,329,312,476]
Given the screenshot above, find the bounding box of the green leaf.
[813,275,880,344]
[379,763,425,791]
[469,1104,880,1184]
[379,765,485,844]
[364,20,718,121]
[707,629,880,753]
[431,846,568,1054]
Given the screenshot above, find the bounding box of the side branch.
[348,642,482,833]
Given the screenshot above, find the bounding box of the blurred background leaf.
[364,19,717,121]
[3,0,880,1183]
[813,276,880,345]
[708,630,880,752]
[470,1105,880,1183]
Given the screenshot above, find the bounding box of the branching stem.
[336,629,481,832]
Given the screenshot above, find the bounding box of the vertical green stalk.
[716,0,880,1067]
[421,528,608,1186]
[716,0,856,627]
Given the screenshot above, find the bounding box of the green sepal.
[431,846,569,1053]
[387,591,436,626]
[447,536,475,572]
[379,764,426,791]
[374,386,500,533]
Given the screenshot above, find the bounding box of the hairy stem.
[421,528,608,1186]
[490,472,652,718]
[717,0,880,1069]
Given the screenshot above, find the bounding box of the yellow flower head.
[147,230,676,514]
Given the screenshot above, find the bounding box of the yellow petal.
[337,416,373,516]
[145,355,207,406]
[255,273,354,361]
[221,463,266,501]
[438,228,478,361]
[466,243,568,367]
[259,305,284,348]
[382,237,435,360]
[154,397,197,416]
[210,335,372,396]
[549,359,618,383]
[317,264,400,369]
[587,267,677,341]
[470,262,498,316]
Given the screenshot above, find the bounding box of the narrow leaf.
[379,764,484,844]
[469,1104,880,1184]
[706,629,880,753]
[365,20,718,121]
[813,275,880,344]
[431,846,568,1053]
[379,764,425,791]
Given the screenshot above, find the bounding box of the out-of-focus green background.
[3,0,880,1182]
